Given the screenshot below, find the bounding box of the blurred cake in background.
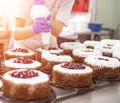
[36,47,64,62]
[60,42,86,57]
[3,57,41,73]
[94,43,113,57]
[4,48,35,60]
[100,39,120,46]
[83,40,100,49]
[85,56,120,79]
[40,51,73,74]
[72,48,102,63]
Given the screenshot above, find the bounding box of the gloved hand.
[34,0,44,5]
[33,15,52,34]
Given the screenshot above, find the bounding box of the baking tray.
[0,67,120,103]
[0,88,56,103]
[50,74,120,102]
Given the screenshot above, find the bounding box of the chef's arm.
[50,18,65,37]
[14,18,36,40]
[14,17,65,40]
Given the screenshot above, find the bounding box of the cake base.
[0,88,56,103]
[4,53,35,60]
[52,63,93,88]
[52,70,93,88]
[86,64,119,79]
[73,55,85,63]
[40,58,62,74]
[2,78,50,100]
[2,69,50,100]
[3,65,41,74]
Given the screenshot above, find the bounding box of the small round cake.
[2,69,50,100]
[72,48,102,63]
[85,56,120,79]
[40,51,73,74]
[94,43,113,57]
[36,47,64,62]
[52,62,93,88]
[3,57,41,73]
[4,48,35,60]
[60,42,86,57]
[101,39,120,46]
[83,40,100,49]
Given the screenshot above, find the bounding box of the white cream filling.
[113,50,120,59]
[53,63,93,74]
[6,49,35,56]
[85,56,120,68]
[37,48,63,54]
[73,48,102,57]
[60,42,86,50]
[84,40,100,47]
[101,39,120,46]
[4,58,41,69]
[113,44,120,50]
[94,43,113,53]
[42,52,73,62]
[3,69,49,84]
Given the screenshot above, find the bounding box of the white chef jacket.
[13,0,74,51]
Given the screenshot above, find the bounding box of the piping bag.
[30,0,51,50]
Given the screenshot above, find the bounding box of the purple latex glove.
[33,15,52,34]
[34,0,44,5]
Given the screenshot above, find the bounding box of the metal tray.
[0,88,56,103]
[50,75,120,101]
[0,67,120,102]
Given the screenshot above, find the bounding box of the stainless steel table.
[52,80,120,103]
[76,29,114,42]
[0,77,120,103]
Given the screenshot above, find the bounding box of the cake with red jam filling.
[72,48,102,63]
[2,69,50,100]
[60,42,86,57]
[100,39,120,47]
[4,48,35,60]
[40,51,73,74]
[3,57,41,73]
[94,43,113,57]
[36,47,64,62]
[85,56,120,79]
[52,62,93,88]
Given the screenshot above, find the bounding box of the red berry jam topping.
[10,69,39,79]
[98,57,109,61]
[11,48,29,53]
[61,63,86,70]
[13,58,33,64]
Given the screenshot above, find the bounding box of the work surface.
[52,79,120,103]
[0,75,120,103]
